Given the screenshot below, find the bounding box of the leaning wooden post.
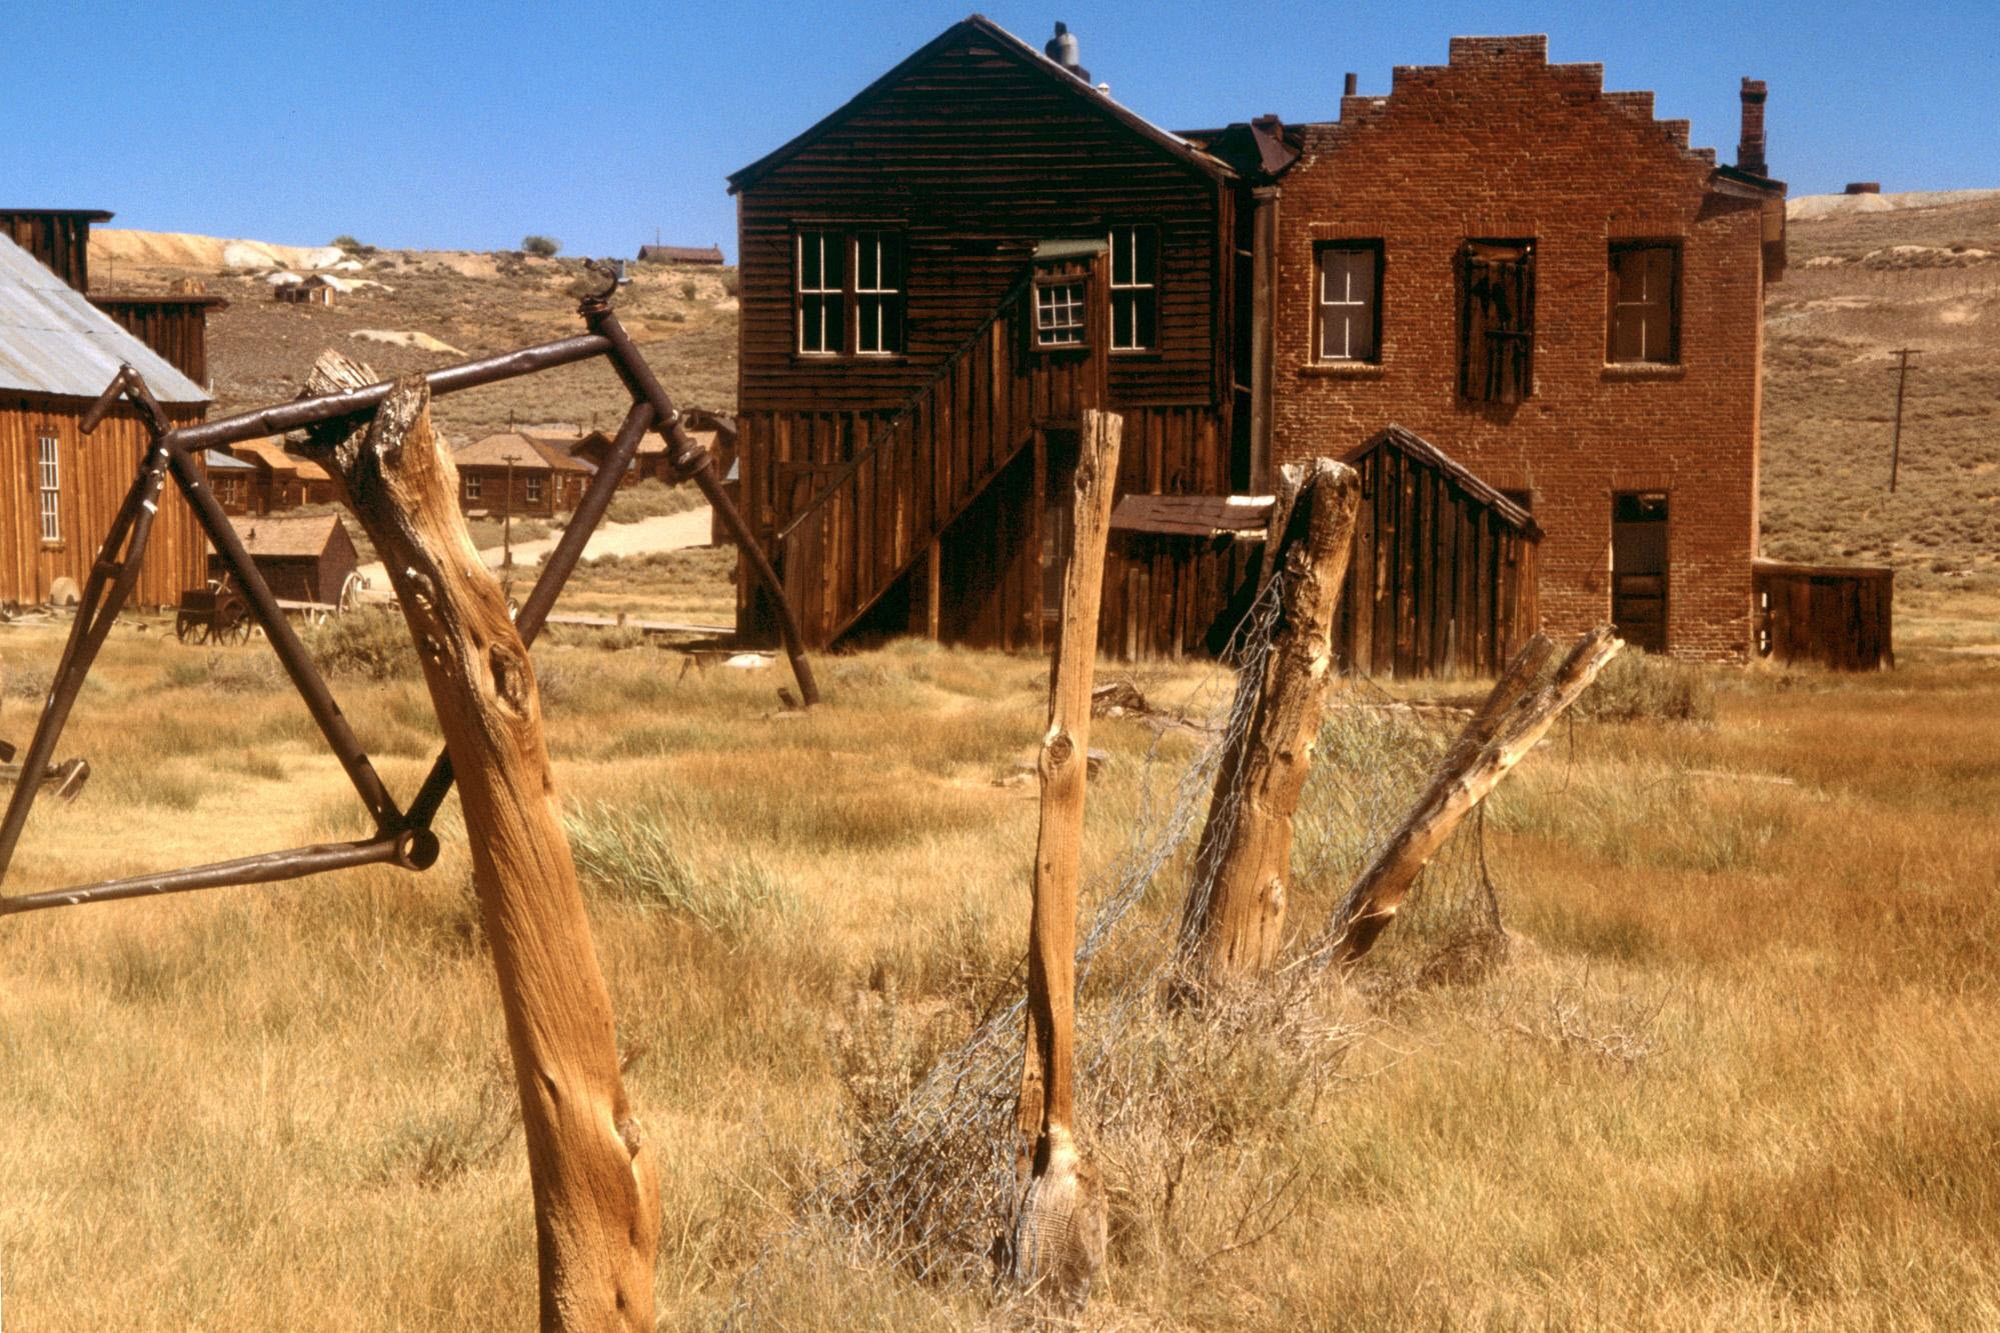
[1011,409,1121,1310]
[305,358,660,1331]
[1177,458,1360,986]
[1321,625,1622,970]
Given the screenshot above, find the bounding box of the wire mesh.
[724,572,1506,1324]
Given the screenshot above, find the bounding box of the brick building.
[1271,37,1785,659]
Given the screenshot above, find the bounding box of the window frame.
[793,224,906,358]
[1106,224,1159,353]
[37,433,60,545]
[463,473,482,502]
[1607,240,1682,365]
[1033,275,1091,351]
[524,474,543,505]
[1313,239,1384,364]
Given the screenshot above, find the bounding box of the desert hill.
[1762,190,2000,602]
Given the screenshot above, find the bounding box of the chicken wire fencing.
[724,570,1506,1325]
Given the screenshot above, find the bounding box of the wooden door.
[1611,491,1668,653]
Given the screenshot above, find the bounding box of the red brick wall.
[1271,35,1770,661]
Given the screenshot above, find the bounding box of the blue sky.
[7,1,1994,260]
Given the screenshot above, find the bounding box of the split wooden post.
[1322,625,1622,970]
[1178,458,1360,986]
[1012,409,1121,1309]
[304,358,660,1332]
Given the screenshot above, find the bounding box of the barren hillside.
[88,234,739,442]
[1762,191,2000,597]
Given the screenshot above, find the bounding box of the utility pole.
[1888,347,1919,493]
[501,451,520,569]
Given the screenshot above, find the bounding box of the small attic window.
[1035,277,1089,348]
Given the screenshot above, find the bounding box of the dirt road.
[355,506,713,593]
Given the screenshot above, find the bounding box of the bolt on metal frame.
[0,272,818,916]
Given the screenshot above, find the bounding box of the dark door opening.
[1612,491,1668,653]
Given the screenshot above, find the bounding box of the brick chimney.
[1737,77,1768,177]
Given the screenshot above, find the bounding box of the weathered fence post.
[1178,458,1360,986]
[1321,625,1622,969]
[1012,409,1121,1309]
[305,357,660,1331]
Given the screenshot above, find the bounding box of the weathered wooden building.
[212,512,359,606]
[89,290,228,390]
[223,436,337,513]
[729,15,1285,653]
[637,244,725,265]
[0,233,209,609]
[0,209,109,294]
[1335,427,1541,677]
[453,431,593,517]
[1753,558,1893,671]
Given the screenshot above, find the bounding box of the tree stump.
[305,358,660,1331]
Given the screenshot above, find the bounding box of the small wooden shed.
[1102,494,1270,659]
[1335,426,1541,678]
[1753,558,1894,670]
[213,513,358,606]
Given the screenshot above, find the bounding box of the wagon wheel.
[337,570,367,615]
[215,595,255,645]
[175,610,201,644]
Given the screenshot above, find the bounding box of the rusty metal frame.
[0,277,817,916]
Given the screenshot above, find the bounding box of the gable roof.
[228,512,349,559]
[455,431,594,473]
[728,15,1235,194]
[0,233,207,403]
[1346,426,1543,540]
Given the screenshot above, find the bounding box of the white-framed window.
[1315,242,1381,362]
[854,230,903,355]
[1107,225,1157,350]
[37,434,60,543]
[1035,279,1088,348]
[1608,241,1680,364]
[524,475,543,504]
[796,230,845,355]
[464,474,482,501]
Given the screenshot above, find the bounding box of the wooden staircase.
[771,259,1107,648]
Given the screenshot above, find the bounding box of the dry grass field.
[1,611,1997,1329]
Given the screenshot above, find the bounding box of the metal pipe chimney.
[1045,22,1090,82]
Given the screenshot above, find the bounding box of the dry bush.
[605,477,707,525]
[305,606,419,680]
[1568,652,1717,724]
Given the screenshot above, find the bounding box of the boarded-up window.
[1460,240,1535,403]
[1608,242,1679,363]
[1107,225,1157,351]
[37,434,60,543]
[796,230,844,355]
[855,230,903,355]
[1316,242,1381,362]
[1036,279,1089,348]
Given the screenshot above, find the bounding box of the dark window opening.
[1107,225,1157,351]
[1460,239,1535,402]
[1612,491,1669,653]
[1035,278,1089,348]
[1608,241,1680,364]
[795,227,903,356]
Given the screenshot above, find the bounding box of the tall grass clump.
[1570,652,1717,724]
[306,608,419,681]
[566,798,798,934]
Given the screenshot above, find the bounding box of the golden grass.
[1,623,1997,1329]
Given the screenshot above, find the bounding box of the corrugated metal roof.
[0,233,207,403]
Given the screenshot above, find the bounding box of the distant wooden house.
[1334,427,1542,678]
[637,244,725,265]
[274,274,334,306]
[213,513,358,606]
[0,232,209,609]
[202,449,257,514]
[225,437,337,513]
[454,432,593,517]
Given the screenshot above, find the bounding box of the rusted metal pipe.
[583,299,820,705]
[0,832,433,916]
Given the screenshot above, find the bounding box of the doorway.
[1611,491,1668,653]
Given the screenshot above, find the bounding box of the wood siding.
[90,298,217,389]
[1753,561,1893,671]
[1335,437,1540,678]
[0,396,207,608]
[1101,532,1264,660]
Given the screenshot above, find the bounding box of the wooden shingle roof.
[230,512,346,558]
